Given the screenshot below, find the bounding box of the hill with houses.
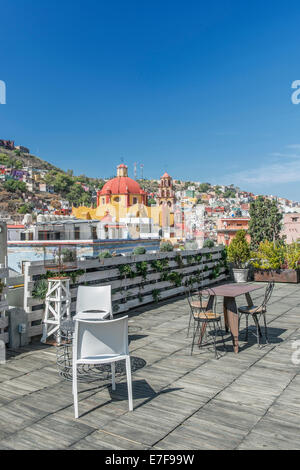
[0,138,299,224]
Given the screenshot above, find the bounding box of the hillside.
[0,147,63,172]
[0,145,108,220]
[0,143,245,221]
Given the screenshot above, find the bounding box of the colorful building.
[282,213,300,244]
[72,164,175,236]
[217,217,250,246]
[96,164,148,208]
[157,172,176,207]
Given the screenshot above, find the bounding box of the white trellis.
[0,265,9,346]
[41,277,71,344]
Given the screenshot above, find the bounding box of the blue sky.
[1,0,300,199]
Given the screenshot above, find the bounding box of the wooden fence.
[24,245,227,341]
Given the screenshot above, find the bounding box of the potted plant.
[227,230,251,282]
[159,241,174,252]
[132,246,146,255]
[252,241,300,283]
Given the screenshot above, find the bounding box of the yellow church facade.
[72,164,174,228]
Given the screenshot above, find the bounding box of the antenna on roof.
[140,164,144,179]
[134,162,137,180]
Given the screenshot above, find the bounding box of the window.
[38,231,48,240]
[74,227,80,240]
[91,226,97,239]
[292,217,298,222]
[133,197,137,204]
[38,231,61,240]
[114,196,120,202]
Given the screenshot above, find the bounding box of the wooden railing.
[24,246,227,341]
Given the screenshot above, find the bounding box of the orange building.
[217,217,250,246]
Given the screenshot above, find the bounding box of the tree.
[249,196,283,249]
[14,160,23,169]
[18,203,33,214]
[199,183,211,193]
[53,173,73,194]
[4,180,27,193]
[66,184,92,207]
[227,230,250,268]
[223,188,236,198]
[66,184,85,206]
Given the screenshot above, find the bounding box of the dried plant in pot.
[227,230,251,282]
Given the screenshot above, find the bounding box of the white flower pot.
[232,268,249,283]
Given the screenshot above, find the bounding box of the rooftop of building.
[0,282,299,450]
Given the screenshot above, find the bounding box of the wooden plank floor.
[0,282,299,450]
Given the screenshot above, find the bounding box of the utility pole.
[134,162,137,180]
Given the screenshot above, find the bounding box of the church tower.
[158,172,176,207]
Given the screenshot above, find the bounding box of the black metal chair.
[186,287,226,359]
[238,281,274,347]
[185,286,209,337]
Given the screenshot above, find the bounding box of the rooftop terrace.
[0,282,299,450]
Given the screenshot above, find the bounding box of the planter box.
[254,269,300,283]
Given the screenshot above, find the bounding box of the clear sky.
[1,0,300,200]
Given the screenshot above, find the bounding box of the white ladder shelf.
[41,277,71,344]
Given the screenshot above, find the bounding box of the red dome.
[99,176,145,195]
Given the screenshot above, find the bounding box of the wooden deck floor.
[0,282,299,450]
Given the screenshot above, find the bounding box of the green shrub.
[136,261,148,279]
[18,203,33,214]
[285,242,300,270]
[152,289,161,303]
[203,239,215,248]
[227,230,251,268]
[160,241,174,252]
[151,259,169,272]
[61,248,76,263]
[98,250,112,259]
[194,254,202,263]
[118,264,135,279]
[174,253,184,268]
[132,246,146,255]
[167,271,183,287]
[32,279,48,300]
[251,240,286,270]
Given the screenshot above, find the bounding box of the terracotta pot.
[232,268,249,283]
[254,269,300,283]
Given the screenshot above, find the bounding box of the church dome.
[99,164,146,196]
[99,177,144,195]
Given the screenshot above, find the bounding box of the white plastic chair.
[76,285,112,320]
[72,316,133,418]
